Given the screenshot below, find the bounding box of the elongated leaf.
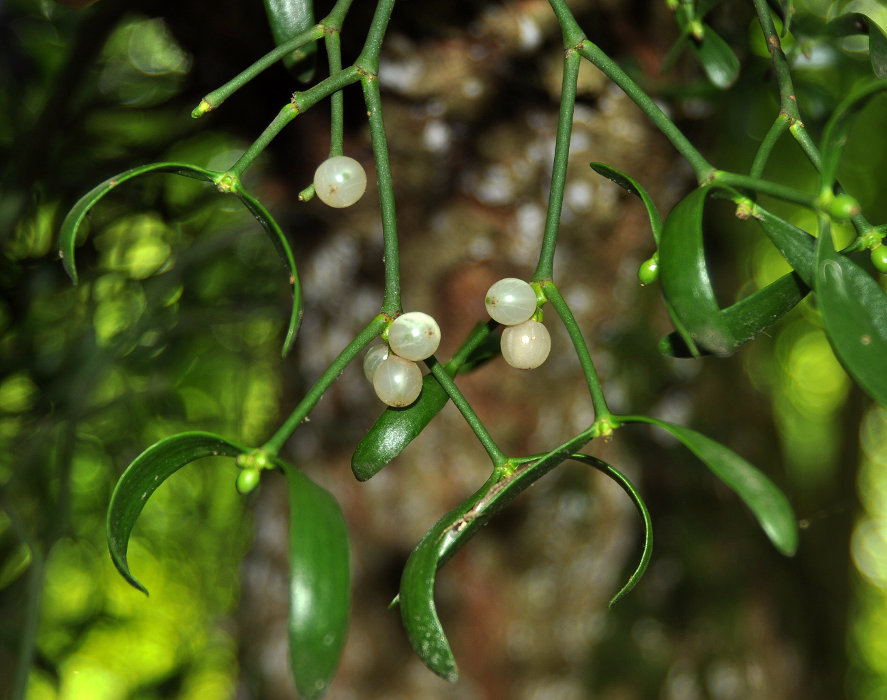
[351,322,498,481]
[689,24,740,89]
[106,432,250,594]
[828,0,887,77]
[399,431,595,681]
[590,162,662,244]
[282,462,350,699]
[233,188,302,355]
[59,163,302,355]
[59,163,217,284]
[619,416,798,555]
[659,189,810,357]
[815,225,887,407]
[755,205,816,286]
[820,78,887,187]
[567,454,653,607]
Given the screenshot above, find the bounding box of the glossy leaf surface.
[590,162,662,244]
[620,416,798,556]
[106,432,250,594]
[659,188,808,356]
[283,463,350,699]
[815,226,887,407]
[689,24,741,89]
[263,0,316,78]
[399,431,595,682]
[351,322,498,481]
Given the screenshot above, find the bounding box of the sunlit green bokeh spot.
[0,371,39,413]
[4,201,57,260]
[92,274,147,346]
[95,214,173,280]
[853,518,887,587]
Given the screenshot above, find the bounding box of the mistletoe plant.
[57,0,887,695]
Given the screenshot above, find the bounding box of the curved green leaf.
[689,24,741,89]
[820,78,887,187]
[263,0,317,79]
[399,430,594,681]
[282,462,349,699]
[815,225,887,407]
[233,188,302,356]
[567,454,653,607]
[755,205,816,286]
[590,162,662,244]
[106,431,250,594]
[59,163,217,284]
[619,415,798,556]
[659,188,809,357]
[351,322,498,481]
[59,163,303,355]
[828,0,887,78]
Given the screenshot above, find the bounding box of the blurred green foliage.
[2,0,887,698]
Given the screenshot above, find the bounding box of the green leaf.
[351,322,498,481]
[755,205,816,286]
[263,0,317,80]
[828,0,887,77]
[590,162,662,244]
[820,78,887,187]
[106,431,250,594]
[398,431,594,681]
[58,163,303,355]
[282,462,350,699]
[233,188,302,356]
[659,188,809,357]
[619,416,798,556]
[59,163,217,284]
[689,24,741,89]
[567,454,653,607]
[815,225,887,407]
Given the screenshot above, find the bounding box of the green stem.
[752,0,802,125]
[228,66,361,177]
[574,39,715,182]
[192,0,355,115]
[261,315,388,454]
[749,114,790,179]
[326,31,345,155]
[355,0,397,74]
[362,75,402,315]
[541,280,611,421]
[194,25,325,115]
[427,360,508,466]
[533,49,581,281]
[711,171,819,209]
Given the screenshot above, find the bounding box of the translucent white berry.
[373,353,423,407]
[387,311,441,362]
[485,278,537,325]
[363,342,389,382]
[500,319,551,369]
[313,155,367,208]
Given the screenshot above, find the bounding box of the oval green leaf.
[590,162,663,244]
[106,431,250,594]
[263,0,317,79]
[690,24,741,89]
[815,225,887,407]
[619,415,798,556]
[282,462,350,699]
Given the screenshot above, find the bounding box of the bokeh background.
[2,0,887,698]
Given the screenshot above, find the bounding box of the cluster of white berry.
[484,278,551,369]
[364,312,441,407]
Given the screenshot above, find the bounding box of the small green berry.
[871,245,887,274]
[828,194,860,220]
[236,468,261,494]
[638,255,659,286]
